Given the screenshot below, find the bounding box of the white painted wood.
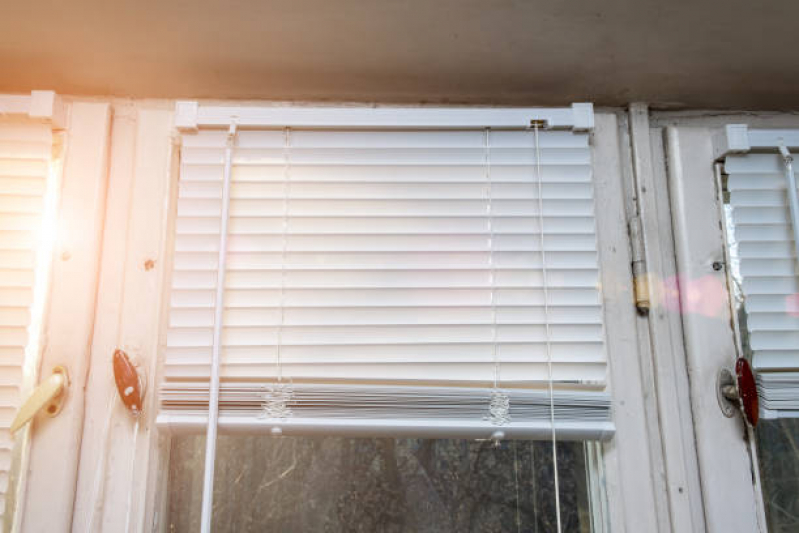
[69,105,175,533]
[70,102,138,533]
[176,102,593,131]
[590,112,662,533]
[665,125,764,532]
[615,110,672,533]
[18,102,111,532]
[626,103,706,533]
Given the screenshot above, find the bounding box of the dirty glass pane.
[167,436,593,532]
[756,420,799,533]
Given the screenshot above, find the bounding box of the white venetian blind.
[159,118,612,439]
[0,120,54,514]
[726,152,799,418]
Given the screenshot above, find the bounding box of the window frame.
[650,112,799,532]
[64,103,681,533]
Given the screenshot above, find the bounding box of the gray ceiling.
[2,0,798,109]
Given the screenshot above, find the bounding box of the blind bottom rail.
[157,414,614,441]
[159,382,613,440]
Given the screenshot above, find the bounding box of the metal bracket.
[10,366,70,434]
[717,367,738,418]
[716,359,759,426]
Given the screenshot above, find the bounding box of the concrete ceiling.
[2,0,798,109]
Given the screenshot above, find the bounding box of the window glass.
[756,420,799,533]
[167,436,593,532]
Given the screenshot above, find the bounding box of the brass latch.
[10,366,70,434]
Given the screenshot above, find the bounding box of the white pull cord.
[200,122,237,533]
[534,122,562,533]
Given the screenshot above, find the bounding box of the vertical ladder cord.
[534,123,562,533]
[485,128,510,430]
[275,128,290,382]
[486,128,499,389]
[200,123,237,533]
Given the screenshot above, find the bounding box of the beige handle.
[10,366,69,434]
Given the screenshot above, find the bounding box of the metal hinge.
[629,215,650,315]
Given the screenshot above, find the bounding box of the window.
[717,125,799,532]
[158,103,610,530]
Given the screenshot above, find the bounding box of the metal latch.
[717,358,759,427]
[112,349,145,417]
[10,366,70,434]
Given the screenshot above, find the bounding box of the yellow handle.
[10,367,69,434]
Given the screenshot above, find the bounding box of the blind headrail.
[175,102,594,133]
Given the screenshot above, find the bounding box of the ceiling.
[2,0,798,109]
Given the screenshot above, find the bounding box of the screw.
[712,261,723,271]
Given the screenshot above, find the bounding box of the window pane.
[167,436,593,532]
[756,419,799,533]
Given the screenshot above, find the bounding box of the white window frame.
[147,105,665,533]
[650,110,799,532]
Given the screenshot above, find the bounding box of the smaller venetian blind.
[0,120,54,515]
[726,153,799,417]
